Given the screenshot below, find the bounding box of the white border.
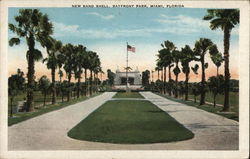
[0,0,249,159]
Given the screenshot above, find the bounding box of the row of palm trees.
[155,9,239,111]
[9,9,102,112]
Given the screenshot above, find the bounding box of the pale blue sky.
[8,7,239,81]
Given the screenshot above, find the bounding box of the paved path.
[8,92,116,150]
[139,92,239,150]
[8,92,238,150]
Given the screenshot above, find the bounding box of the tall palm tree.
[157,40,175,95]
[203,9,239,111]
[41,37,63,104]
[82,51,91,96]
[73,45,87,98]
[9,9,53,111]
[180,45,196,101]
[194,38,214,105]
[172,49,181,98]
[62,43,75,101]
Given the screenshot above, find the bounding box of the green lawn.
[113,92,144,98]
[158,93,239,121]
[188,92,239,113]
[8,91,65,114]
[68,100,194,144]
[8,93,101,126]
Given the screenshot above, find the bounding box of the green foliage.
[8,69,25,97]
[208,75,225,106]
[38,76,51,95]
[204,62,208,69]
[191,64,199,74]
[203,9,239,31]
[107,69,115,86]
[180,45,195,74]
[208,75,224,95]
[142,70,150,87]
[8,69,25,117]
[211,53,224,68]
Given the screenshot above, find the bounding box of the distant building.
[113,67,143,90]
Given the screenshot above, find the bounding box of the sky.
[8,7,239,82]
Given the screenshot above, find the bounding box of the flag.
[127,44,135,53]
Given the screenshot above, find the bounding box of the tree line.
[155,9,239,111]
[9,9,102,113]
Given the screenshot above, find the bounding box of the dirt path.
[8,92,238,150]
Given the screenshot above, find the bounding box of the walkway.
[8,92,238,150]
[139,92,239,150]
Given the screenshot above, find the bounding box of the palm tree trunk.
[213,93,216,107]
[10,96,14,117]
[217,66,219,77]
[157,70,159,80]
[67,73,71,102]
[200,55,206,105]
[26,37,35,112]
[175,73,179,98]
[168,66,172,96]
[84,69,88,96]
[185,72,189,101]
[163,66,166,94]
[43,93,46,106]
[51,66,56,104]
[90,70,93,96]
[223,28,231,111]
[77,76,81,98]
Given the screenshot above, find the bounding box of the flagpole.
[126,42,128,91]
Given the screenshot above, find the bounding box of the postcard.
[0,0,249,159]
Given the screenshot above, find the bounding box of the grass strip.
[156,93,238,121]
[68,100,194,144]
[113,92,144,99]
[8,93,101,126]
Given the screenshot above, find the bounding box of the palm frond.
[9,38,20,46]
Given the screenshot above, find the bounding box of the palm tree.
[73,45,87,98]
[62,43,75,101]
[209,44,224,77]
[157,40,175,95]
[180,45,196,101]
[41,37,63,104]
[82,51,91,96]
[88,51,100,96]
[9,9,53,111]
[38,76,51,106]
[203,9,239,111]
[172,49,181,98]
[194,38,214,105]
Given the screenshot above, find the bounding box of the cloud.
[157,14,209,28]
[156,14,239,36]
[86,12,114,20]
[52,12,239,40]
[53,21,151,39]
[52,21,201,40]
